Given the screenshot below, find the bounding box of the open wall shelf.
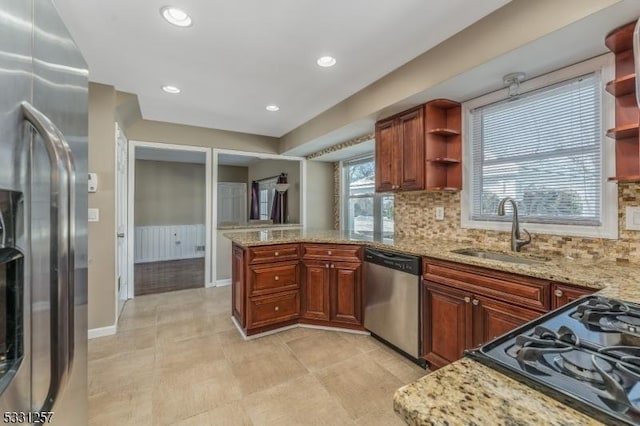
[605,21,640,183]
[424,99,462,191]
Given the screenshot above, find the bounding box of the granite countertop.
[223,229,639,291]
[217,223,302,230]
[224,229,640,425]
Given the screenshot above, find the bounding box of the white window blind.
[470,73,602,226]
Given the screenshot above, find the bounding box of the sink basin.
[451,248,547,265]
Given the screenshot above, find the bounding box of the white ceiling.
[284,0,640,157]
[52,0,510,137]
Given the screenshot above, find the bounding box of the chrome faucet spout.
[497,197,531,252]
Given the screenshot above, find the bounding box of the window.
[258,178,277,220]
[462,56,617,238]
[342,156,394,238]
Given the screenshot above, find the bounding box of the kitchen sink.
[451,248,548,265]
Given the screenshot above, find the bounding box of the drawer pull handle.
[326,263,329,268]
[328,250,332,255]
[274,251,279,256]
[464,297,471,303]
[274,276,279,281]
[472,299,479,306]
[274,306,279,311]
[554,289,564,297]
[330,264,335,268]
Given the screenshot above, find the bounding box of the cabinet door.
[375,118,397,192]
[423,281,472,369]
[551,283,594,309]
[232,245,245,326]
[471,295,541,348]
[301,260,331,321]
[397,107,425,191]
[330,262,362,325]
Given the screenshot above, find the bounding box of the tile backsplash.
[394,183,640,264]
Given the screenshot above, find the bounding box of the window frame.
[340,154,394,237]
[461,54,618,239]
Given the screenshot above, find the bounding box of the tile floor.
[88,286,427,425]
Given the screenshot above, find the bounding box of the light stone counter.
[224,229,640,425]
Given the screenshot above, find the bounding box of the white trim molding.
[212,148,306,284]
[88,325,117,339]
[128,140,214,297]
[215,278,231,287]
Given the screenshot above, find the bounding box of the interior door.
[116,124,128,316]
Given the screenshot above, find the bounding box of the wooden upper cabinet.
[375,106,424,192]
[375,117,398,192]
[397,108,425,191]
[375,100,461,193]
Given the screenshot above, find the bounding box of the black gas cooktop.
[467,295,640,426]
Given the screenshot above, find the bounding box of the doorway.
[127,141,212,298]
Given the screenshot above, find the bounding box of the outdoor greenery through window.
[343,156,393,238]
[469,73,602,226]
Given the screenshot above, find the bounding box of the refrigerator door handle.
[634,17,640,108]
[21,101,76,412]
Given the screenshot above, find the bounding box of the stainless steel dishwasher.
[364,248,425,367]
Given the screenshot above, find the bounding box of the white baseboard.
[88,324,117,339]
[215,279,231,287]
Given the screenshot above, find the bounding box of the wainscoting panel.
[134,224,205,263]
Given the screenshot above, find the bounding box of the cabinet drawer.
[424,259,550,312]
[302,244,362,262]
[250,261,299,296]
[248,244,300,264]
[248,291,300,328]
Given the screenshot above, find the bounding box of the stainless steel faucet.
[497,197,531,252]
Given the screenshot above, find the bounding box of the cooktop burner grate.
[467,295,640,426]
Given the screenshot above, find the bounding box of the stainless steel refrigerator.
[0,1,88,424]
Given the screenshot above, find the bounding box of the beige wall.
[393,183,640,264]
[218,165,248,183]
[305,161,334,230]
[126,119,279,154]
[88,83,117,330]
[135,160,206,226]
[248,160,301,223]
[279,0,619,153]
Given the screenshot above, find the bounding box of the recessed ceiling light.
[316,56,337,67]
[162,85,181,94]
[265,105,280,112]
[160,6,193,27]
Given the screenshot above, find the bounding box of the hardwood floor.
[134,258,204,296]
[89,287,427,425]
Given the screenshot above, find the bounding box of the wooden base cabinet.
[423,281,471,369]
[232,244,245,326]
[232,243,301,335]
[423,280,541,369]
[301,260,331,321]
[551,282,595,309]
[301,260,363,326]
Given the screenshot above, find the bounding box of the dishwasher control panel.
[364,248,421,275]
